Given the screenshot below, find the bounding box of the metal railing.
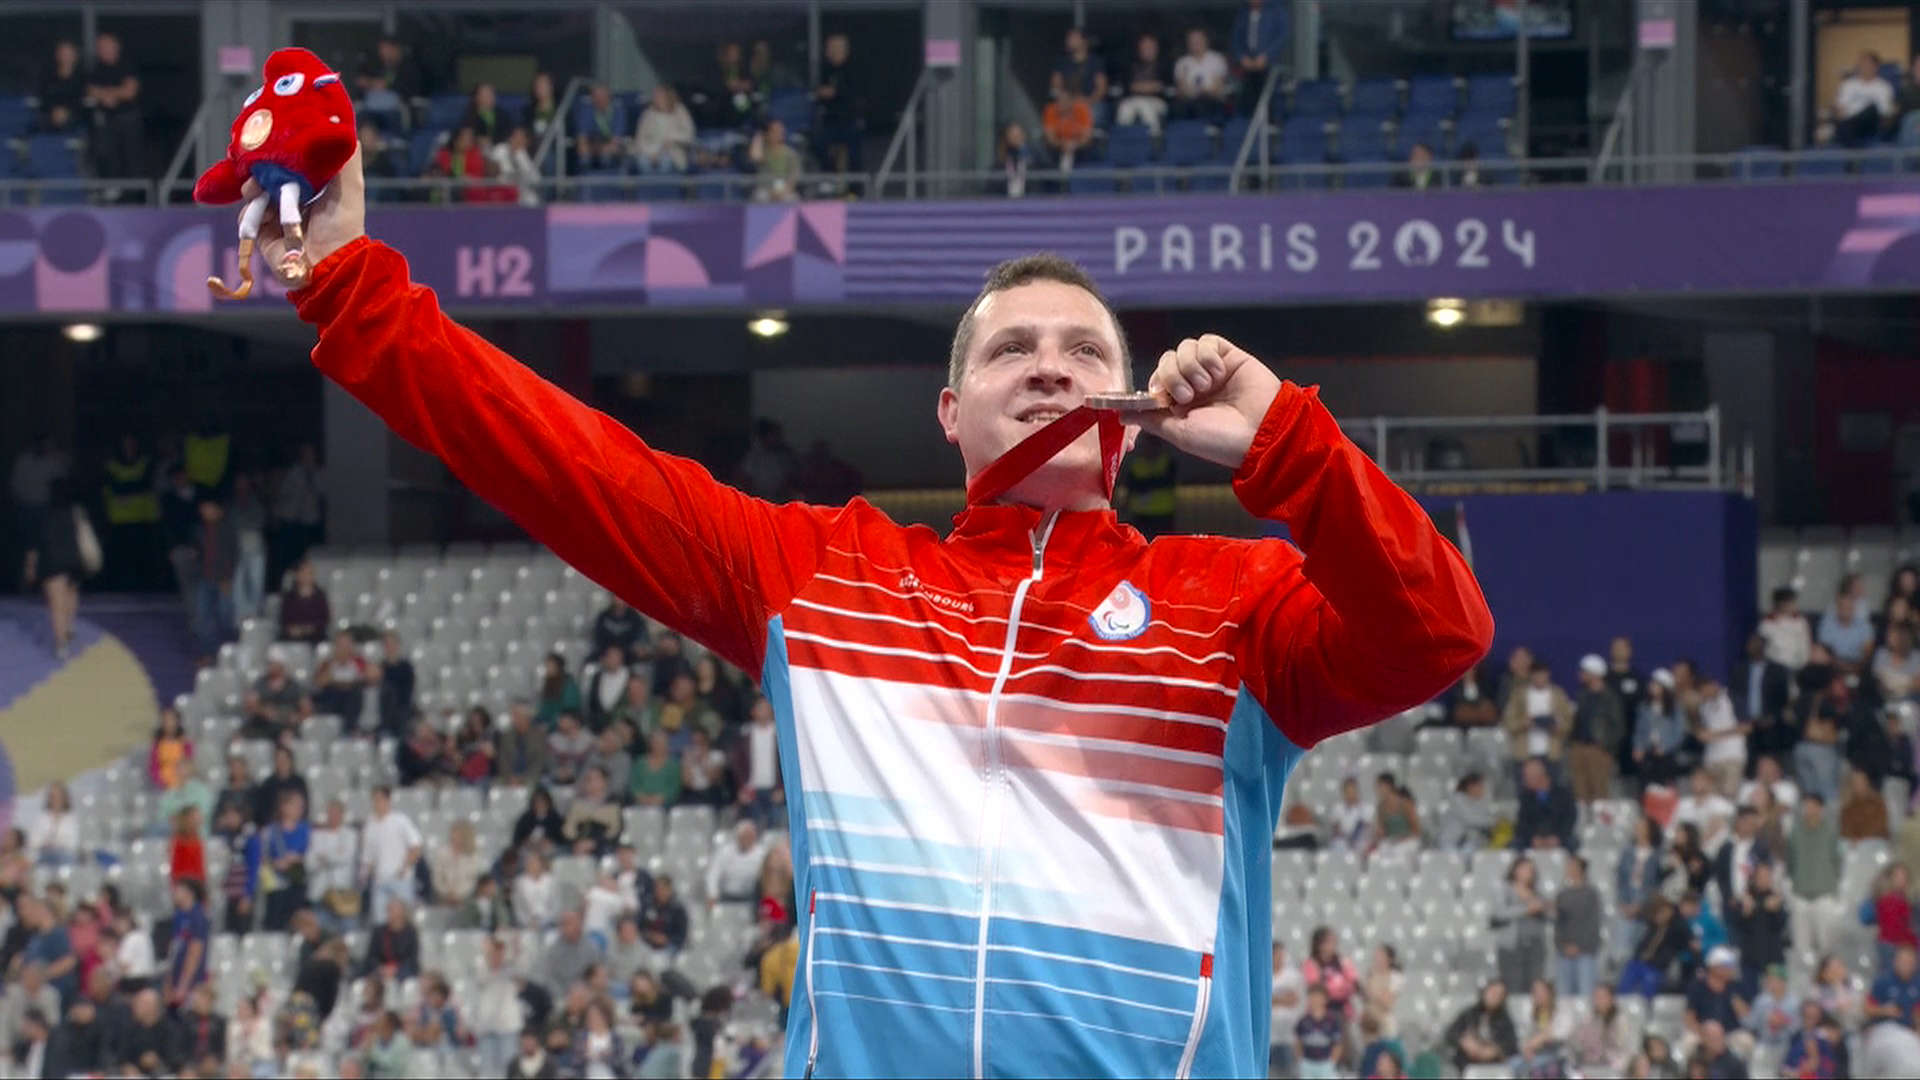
[872,69,939,201]
[1336,407,1754,496]
[1229,66,1290,193]
[534,76,594,185]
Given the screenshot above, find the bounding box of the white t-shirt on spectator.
[1675,793,1735,838]
[360,810,423,885]
[1836,75,1895,120]
[27,812,79,860]
[748,723,779,792]
[514,871,556,929]
[707,840,767,903]
[1271,960,1306,1045]
[1760,614,1811,670]
[307,825,358,898]
[1174,51,1229,97]
[583,881,636,941]
[1330,800,1373,849]
[1736,779,1800,814]
[116,924,157,980]
[1525,685,1556,757]
[1700,691,1746,768]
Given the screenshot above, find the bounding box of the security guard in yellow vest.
[184,422,231,494]
[1119,435,1178,539]
[102,434,161,589]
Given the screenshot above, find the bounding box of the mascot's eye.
[243,87,262,108]
[314,74,340,87]
[273,73,305,96]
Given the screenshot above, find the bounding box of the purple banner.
[0,182,1916,315]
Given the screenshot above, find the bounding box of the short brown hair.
[947,253,1131,390]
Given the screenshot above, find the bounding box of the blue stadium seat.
[1105,124,1154,168]
[1857,150,1903,175]
[1161,120,1214,167]
[1342,152,1393,188]
[1465,74,1517,118]
[408,130,444,177]
[1452,113,1509,156]
[1065,166,1120,194]
[569,96,630,141]
[496,92,529,120]
[1397,113,1451,156]
[1220,117,1252,159]
[1278,115,1328,159]
[1793,149,1851,177]
[1338,120,1393,162]
[1473,145,1521,184]
[424,92,469,132]
[0,96,35,140]
[1289,79,1342,119]
[1187,165,1232,192]
[1409,75,1462,118]
[1348,78,1400,119]
[25,133,79,178]
[767,89,814,135]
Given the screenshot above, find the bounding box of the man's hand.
[248,144,368,285]
[1134,334,1282,471]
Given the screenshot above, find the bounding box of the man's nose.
[1025,348,1073,389]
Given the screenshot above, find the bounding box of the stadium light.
[63,323,104,343]
[748,313,790,339]
[1425,298,1466,329]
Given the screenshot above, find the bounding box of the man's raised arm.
[1233,382,1494,747]
[291,236,840,673]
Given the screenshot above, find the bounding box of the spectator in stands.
[462,83,509,147]
[0,960,59,1053]
[460,872,512,934]
[748,117,802,202]
[1842,766,1890,842]
[277,558,331,646]
[634,85,694,176]
[1116,34,1172,135]
[567,999,627,1077]
[1876,626,1920,706]
[511,849,558,933]
[1729,861,1789,988]
[583,645,633,732]
[706,821,767,908]
[1685,947,1753,1056]
[1328,776,1371,851]
[1761,587,1812,670]
[1445,664,1499,727]
[499,702,554,788]
[372,631,416,739]
[1748,964,1800,1059]
[656,673,723,750]
[112,987,180,1076]
[1616,816,1663,961]
[1394,142,1441,190]
[1507,661,1574,771]
[229,472,269,622]
[1358,944,1402,1039]
[1713,806,1772,905]
[583,728,632,802]
[82,32,142,183]
[563,766,622,856]
[1519,979,1574,1075]
[1694,676,1747,799]
[183,498,238,662]
[1231,0,1289,111]
[309,797,359,933]
[813,33,861,174]
[312,630,370,734]
[1782,1000,1843,1079]
[694,654,746,734]
[468,936,524,1075]
[592,598,649,665]
[252,744,309,828]
[538,908,600,997]
[1813,954,1861,1029]
[1445,981,1518,1072]
[1369,773,1420,859]
[1268,942,1305,1076]
[1870,944,1920,1027]
[548,710,595,787]
[429,126,504,204]
[736,418,798,502]
[1042,82,1094,173]
[994,120,1032,198]
[26,782,79,868]
[1784,794,1842,955]
[730,696,782,828]
[1514,757,1577,851]
[1620,897,1688,998]
[523,71,561,142]
[1568,654,1625,803]
[212,803,256,933]
[1050,26,1108,117]
[359,785,424,916]
[679,728,728,807]
[1690,1019,1747,1079]
[164,879,211,1008]
[512,786,567,855]
[453,707,496,784]
[1555,856,1603,1000]
[1833,51,1896,148]
[1819,576,1875,674]
[355,37,420,126]
[629,730,682,808]
[1294,984,1343,1079]
[363,1009,412,1077]
[1173,27,1230,124]
[1569,983,1630,1073]
[260,788,312,931]
[1434,773,1494,851]
[535,654,582,729]
[359,120,404,191]
[1496,857,1552,993]
[36,41,86,133]
[640,875,689,954]
[427,820,483,909]
[362,897,421,982]
[1873,865,1919,977]
[1301,927,1358,1021]
[574,84,628,171]
[489,125,542,208]
[272,444,326,581]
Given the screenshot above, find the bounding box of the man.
[1759,587,1811,671]
[1231,0,1290,116]
[163,880,210,1009]
[1869,944,1920,1028]
[15,898,76,1006]
[1727,862,1789,990]
[241,658,310,741]
[255,146,1489,1078]
[1786,794,1842,957]
[1685,948,1752,1057]
[1552,856,1602,1000]
[1696,677,1749,798]
[1740,633,1793,761]
[1512,758,1577,851]
[1714,808,1772,907]
[0,963,59,1051]
[639,876,689,955]
[707,820,767,907]
[1817,575,1874,674]
[495,701,552,787]
[358,786,423,916]
[1833,51,1895,147]
[728,695,782,828]
[1693,1019,1749,1080]
[538,910,601,997]
[1567,654,1624,803]
[112,989,181,1077]
[812,33,861,174]
[82,32,141,185]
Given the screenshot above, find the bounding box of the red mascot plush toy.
[195,47,357,299]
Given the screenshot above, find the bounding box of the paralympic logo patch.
[1089,581,1151,641]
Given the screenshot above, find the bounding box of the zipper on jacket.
[1174,953,1215,1079]
[804,890,821,1078]
[971,511,1058,1080]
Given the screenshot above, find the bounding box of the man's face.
[1187,30,1207,56]
[1858,54,1879,80]
[937,281,1131,508]
[825,35,849,64]
[560,911,582,942]
[96,35,120,65]
[1065,29,1085,56]
[372,790,390,816]
[1523,762,1548,791]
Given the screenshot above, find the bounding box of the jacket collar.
[944,503,1143,576]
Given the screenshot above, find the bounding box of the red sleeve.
[290,236,842,673]
[1231,383,1493,747]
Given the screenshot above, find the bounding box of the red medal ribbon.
[964,406,1128,507]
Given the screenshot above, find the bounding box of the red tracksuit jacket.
[293,235,1492,1079]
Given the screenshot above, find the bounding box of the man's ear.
[937,386,961,446]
